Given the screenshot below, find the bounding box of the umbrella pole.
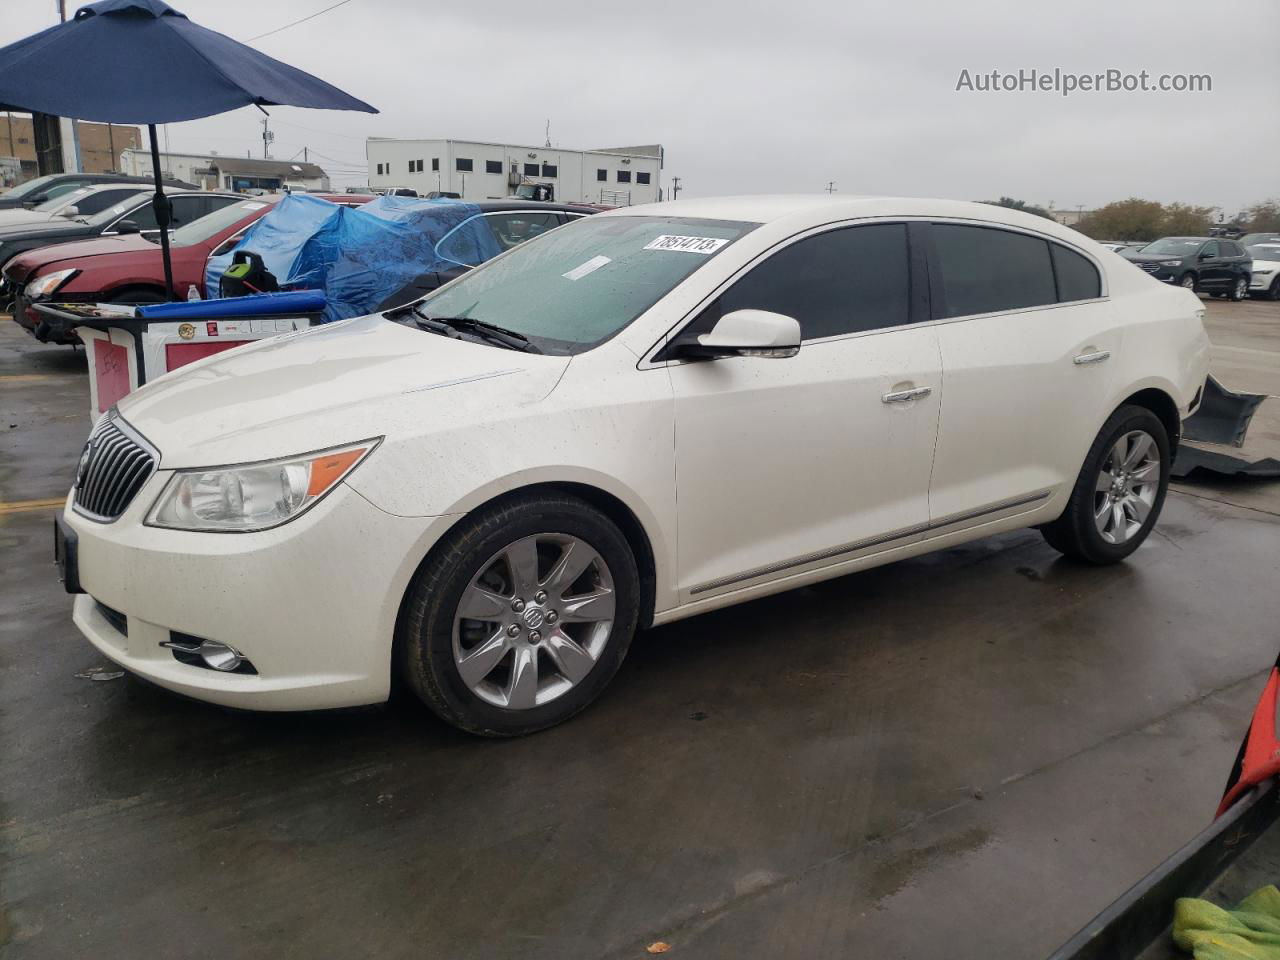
[147,124,176,301]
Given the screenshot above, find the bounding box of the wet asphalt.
[2,298,1279,959]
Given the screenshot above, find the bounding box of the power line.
[244,0,358,43]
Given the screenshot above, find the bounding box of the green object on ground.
[1175,885,1280,958]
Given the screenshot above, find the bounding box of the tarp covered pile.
[206,194,503,323]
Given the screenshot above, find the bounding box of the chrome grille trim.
[72,411,159,523]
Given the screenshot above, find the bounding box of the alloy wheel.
[1235,278,1247,300]
[1181,274,1196,290]
[452,533,616,709]
[1094,430,1160,545]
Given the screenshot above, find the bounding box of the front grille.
[1138,263,1161,273]
[73,414,158,522]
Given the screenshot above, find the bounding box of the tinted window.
[617,170,632,183]
[523,163,539,177]
[541,163,557,178]
[167,196,209,226]
[1224,241,1244,257]
[486,211,561,251]
[932,224,1056,317]
[636,172,651,185]
[596,169,607,182]
[485,160,502,174]
[1051,244,1101,302]
[456,158,473,172]
[697,223,911,341]
[1200,241,1219,257]
[120,197,160,231]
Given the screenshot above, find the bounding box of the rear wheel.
[1041,405,1170,564]
[1230,276,1248,301]
[1271,277,1280,302]
[398,493,640,736]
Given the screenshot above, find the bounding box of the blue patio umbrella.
[0,0,376,299]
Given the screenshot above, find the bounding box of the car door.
[665,221,942,599]
[1196,241,1223,289]
[926,222,1118,527]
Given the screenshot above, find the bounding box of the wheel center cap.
[522,606,546,630]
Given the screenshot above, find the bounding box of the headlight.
[145,439,380,532]
[1254,267,1276,276]
[24,268,77,299]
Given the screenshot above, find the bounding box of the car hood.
[2,233,160,279]
[117,312,570,468]
[0,208,67,227]
[1122,251,1186,264]
[0,218,88,241]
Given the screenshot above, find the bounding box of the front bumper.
[64,476,450,711]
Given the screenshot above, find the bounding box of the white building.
[365,138,663,206]
[119,148,330,193]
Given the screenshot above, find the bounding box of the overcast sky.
[5,0,1277,214]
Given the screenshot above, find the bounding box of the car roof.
[469,200,596,214]
[596,194,1104,245]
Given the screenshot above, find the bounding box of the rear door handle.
[1073,350,1111,365]
[881,386,932,403]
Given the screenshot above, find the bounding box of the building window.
[523,162,539,177]
[485,160,502,174]
[411,159,423,172]
[432,158,439,171]
[636,171,651,185]
[596,168,607,182]
[456,158,473,172]
[541,163,557,178]
[376,163,383,175]
[617,170,632,183]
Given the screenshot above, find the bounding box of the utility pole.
[303,146,308,163]
[825,181,837,194]
[260,116,273,159]
[544,119,551,149]
[670,176,681,201]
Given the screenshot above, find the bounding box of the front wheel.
[1230,276,1248,301]
[1178,272,1197,292]
[1041,405,1170,564]
[398,493,640,736]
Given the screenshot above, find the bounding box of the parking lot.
[1,297,1278,958]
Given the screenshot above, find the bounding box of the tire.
[1271,277,1280,302]
[398,493,641,736]
[1178,272,1197,292]
[109,286,167,305]
[1041,405,1171,565]
[1230,276,1248,301]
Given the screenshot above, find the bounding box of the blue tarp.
[206,194,503,324]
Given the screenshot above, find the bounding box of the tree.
[1245,200,1280,233]
[981,196,1055,220]
[1075,198,1165,241]
[1160,203,1215,236]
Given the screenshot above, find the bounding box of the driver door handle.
[881,386,932,403]
[1073,350,1111,365]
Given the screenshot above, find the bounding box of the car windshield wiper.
[411,311,541,354]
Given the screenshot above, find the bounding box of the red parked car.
[4,193,371,343]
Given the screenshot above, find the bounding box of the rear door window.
[1051,244,1101,302]
[932,224,1057,318]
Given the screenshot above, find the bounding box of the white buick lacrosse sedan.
[58,196,1210,735]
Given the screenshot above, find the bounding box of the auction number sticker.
[643,235,729,254]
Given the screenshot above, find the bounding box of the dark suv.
[0,171,196,210]
[1122,236,1252,300]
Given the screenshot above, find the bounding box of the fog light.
[161,634,256,674]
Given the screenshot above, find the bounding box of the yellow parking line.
[0,374,68,384]
[0,497,66,515]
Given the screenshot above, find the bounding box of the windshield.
[1,174,61,201]
[1138,238,1205,256]
[32,187,92,214]
[86,198,143,227]
[411,215,755,355]
[1248,245,1280,262]
[171,199,269,247]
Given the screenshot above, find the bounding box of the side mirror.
[59,205,79,219]
[115,220,140,235]
[673,309,801,360]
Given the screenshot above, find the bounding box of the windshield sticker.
[562,255,612,281]
[644,235,729,255]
